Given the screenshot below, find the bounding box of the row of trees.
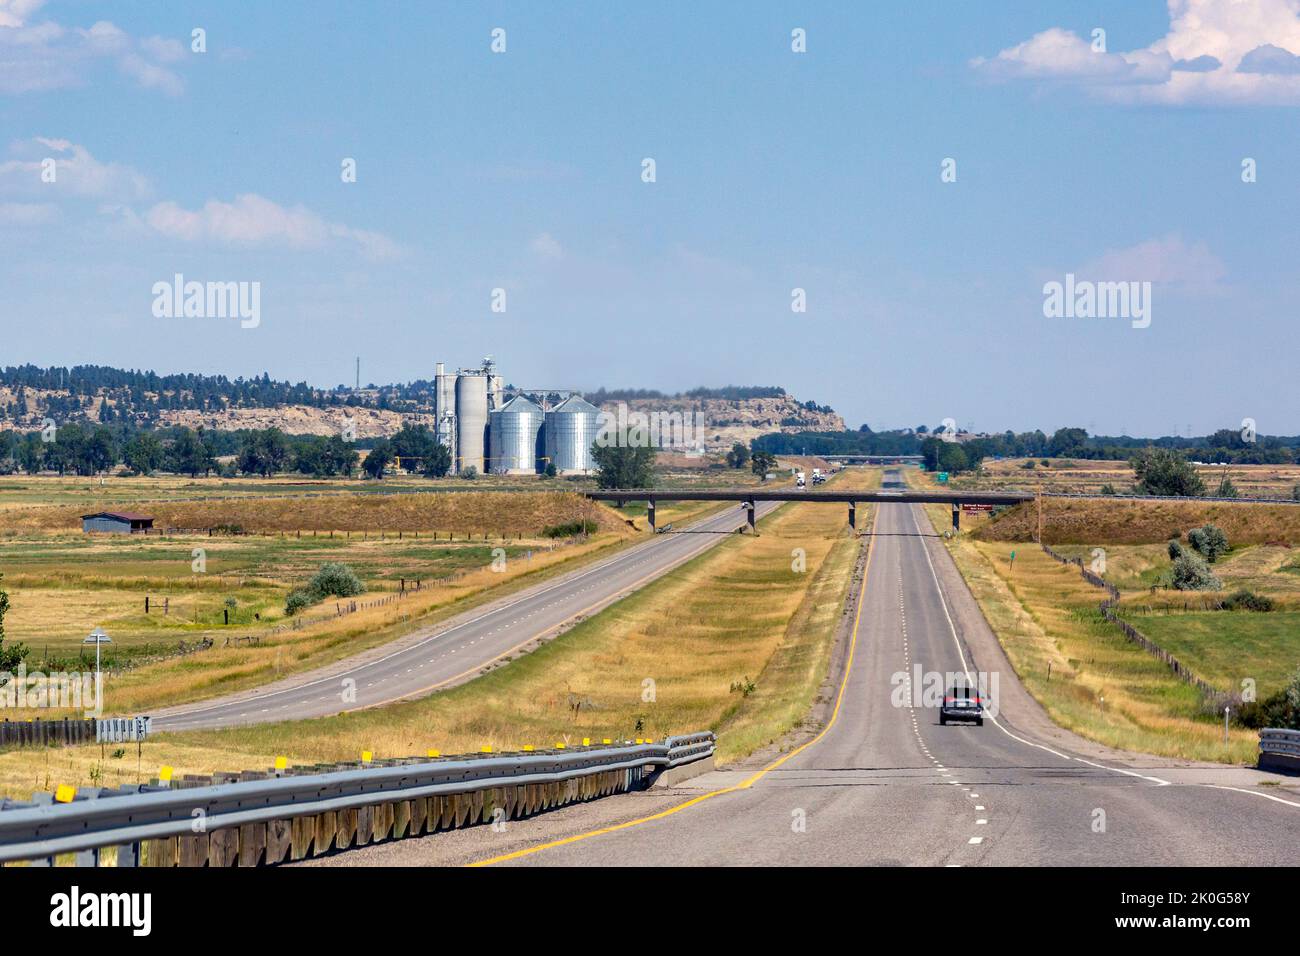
[757,425,1300,466]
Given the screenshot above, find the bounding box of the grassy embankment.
[909,469,1300,764]
[950,458,1300,500]
[0,469,876,800]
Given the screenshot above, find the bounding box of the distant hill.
[0,364,840,447]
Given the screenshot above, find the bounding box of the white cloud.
[530,232,563,259]
[144,193,401,260]
[0,6,185,95]
[0,138,151,201]
[1084,234,1226,286]
[972,0,1300,105]
[0,200,56,224]
[0,1,46,30]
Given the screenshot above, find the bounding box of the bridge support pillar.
[647,499,656,533]
[745,500,756,535]
[952,504,960,532]
[848,501,856,533]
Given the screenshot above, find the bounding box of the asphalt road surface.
[154,499,782,731]
[310,494,1300,866]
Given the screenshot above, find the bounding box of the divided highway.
[456,496,1300,866]
[153,499,782,731]
[310,472,1300,866]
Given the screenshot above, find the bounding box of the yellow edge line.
[467,505,879,867]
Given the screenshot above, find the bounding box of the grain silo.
[489,395,543,474]
[455,371,489,473]
[544,395,601,474]
[433,362,458,462]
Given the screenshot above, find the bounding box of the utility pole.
[355,357,360,391]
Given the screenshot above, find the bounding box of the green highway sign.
[937,472,949,483]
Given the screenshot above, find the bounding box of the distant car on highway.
[939,685,984,726]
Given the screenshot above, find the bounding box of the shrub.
[1235,667,1300,729]
[284,589,314,616]
[1221,590,1274,612]
[1171,554,1221,591]
[1099,483,1117,495]
[1293,483,1300,502]
[1187,524,1229,562]
[1167,539,1185,560]
[542,519,598,538]
[308,562,365,598]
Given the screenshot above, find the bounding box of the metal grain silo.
[455,371,488,473]
[544,395,602,474]
[433,362,458,461]
[489,395,543,474]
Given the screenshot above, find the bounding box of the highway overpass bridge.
[820,454,925,465]
[586,488,1034,533]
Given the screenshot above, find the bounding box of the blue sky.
[2,1,1298,435]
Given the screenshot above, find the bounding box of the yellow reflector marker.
[556,743,565,749]
[522,745,534,751]
[159,765,173,783]
[481,745,493,753]
[361,751,373,763]
[55,784,76,803]
[427,749,440,758]
[602,738,611,744]
[274,756,287,770]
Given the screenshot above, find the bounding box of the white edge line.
[906,503,1170,787]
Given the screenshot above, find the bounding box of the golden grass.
[0,471,877,800]
[975,497,1300,546]
[5,489,634,535]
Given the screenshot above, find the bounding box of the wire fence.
[1039,542,1219,696]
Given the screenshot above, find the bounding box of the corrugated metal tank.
[488,396,543,474]
[544,395,602,474]
[455,372,488,473]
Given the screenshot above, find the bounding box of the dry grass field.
[959,458,1300,499]
[3,489,631,535]
[0,470,875,800]
[972,497,1300,545]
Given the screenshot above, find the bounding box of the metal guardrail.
[0,733,715,865]
[1260,728,1300,760]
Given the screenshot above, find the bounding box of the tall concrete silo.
[489,395,543,474]
[544,395,602,475]
[455,371,489,473]
[433,362,458,462]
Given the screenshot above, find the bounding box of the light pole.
[83,627,112,679]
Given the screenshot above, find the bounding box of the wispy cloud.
[0,1,187,95]
[0,137,152,201]
[144,193,401,260]
[1084,234,1226,288]
[971,0,1300,106]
